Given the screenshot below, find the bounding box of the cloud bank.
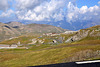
[0,0,100,25]
[0,0,10,11]
[66,2,100,23]
[15,0,68,22]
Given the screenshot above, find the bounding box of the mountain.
[1,25,100,45]
[0,22,21,42]
[46,19,100,31]
[65,25,100,43]
[0,22,67,41]
[6,22,67,33]
[23,24,67,33]
[6,22,24,28]
[0,25,100,67]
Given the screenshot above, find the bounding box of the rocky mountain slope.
[0,25,100,46]
[6,22,24,28]
[0,22,21,42]
[65,25,100,43]
[0,25,100,67]
[0,22,67,41]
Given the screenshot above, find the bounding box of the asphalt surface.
[28,62,100,67]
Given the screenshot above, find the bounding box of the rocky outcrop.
[64,31,77,34]
[28,38,45,45]
[65,25,100,43]
[65,30,90,43]
[37,39,44,44]
[28,38,37,44]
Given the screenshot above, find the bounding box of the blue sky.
[0,0,100,25]
[76,0,100,8]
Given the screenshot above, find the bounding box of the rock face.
[65,25,100,43]
[64,31,77,34]
[28,38,37,44]
[28,38,45,45]
[65,30,89,43]
[52,40,57,43]
[38,39,44,44]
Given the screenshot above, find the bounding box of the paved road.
[29,60,100,67]
[0,44,17,49]
[0,44,9,47]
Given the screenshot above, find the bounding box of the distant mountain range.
[0,20,100,41]
[19,18,100,31]
[0,22,67,41]
[46,20,100,31]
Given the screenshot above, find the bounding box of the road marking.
[76,60,100,64]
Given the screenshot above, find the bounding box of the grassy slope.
[0,25,100,67]
[0,43,100,67]
[0,34,40,45]
[72,36,100,45]
[0,33,74,45]
[72,25,100,45]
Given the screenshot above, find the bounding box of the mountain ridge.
[0,22,67,41]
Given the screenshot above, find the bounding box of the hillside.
[0,25,100,67]
[1,25,99,45]
[6,22,24,28]
[0,22,21,42]
[65,25,100,43]
[0,22,67,42]
[21,23,67,33]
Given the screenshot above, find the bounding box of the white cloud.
[15,0,69,21]
[80,6,88,14]
[66,2,79,22]
[53,11,64,22]
[0,9,14,17]
[66,2,100,23]
[15,0,46,10]
[67,13,74,19]
[98,1,100,5]
[0,0,100,25]
[15,0,100,23]
[0,9,16,22]
[0,0,10,11]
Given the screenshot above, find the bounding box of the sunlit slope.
[0,25,100,67]
[0,44,100,67]
[0,22,67,42]
[0,22,21,42]
[71,25,100,45]
[0,33,74,45]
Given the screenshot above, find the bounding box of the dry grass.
[0,44,100,67]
